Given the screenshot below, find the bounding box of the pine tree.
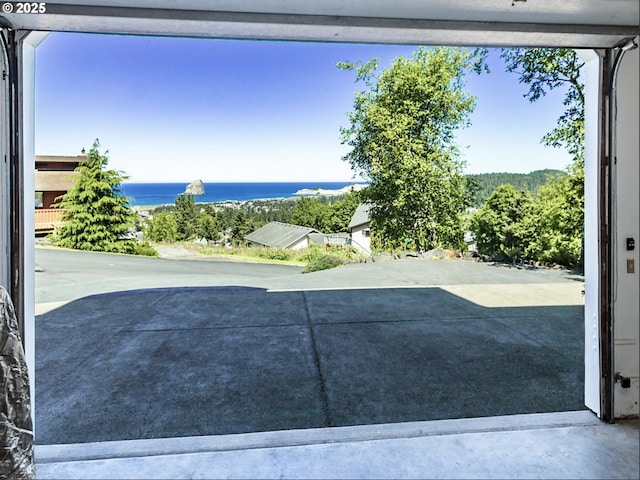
[52,140,137,254]
[174,194,199,241]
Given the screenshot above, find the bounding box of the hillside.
[466,169,566,208]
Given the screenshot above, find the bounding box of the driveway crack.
[303,291,332,427]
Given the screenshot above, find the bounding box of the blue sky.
[35,33,572,183]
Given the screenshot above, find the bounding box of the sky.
[35,33,573,183]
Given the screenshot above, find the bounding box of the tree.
[174,194,199,241]
[52,140,137,254]
[501,48,585,267]
[230,210,253,245]
[198,205,223,242]
[500,48,585,166]
[469,184,531,261]
[338,47,483,251]
[463,176,482,210]
[522,170,584,266]
[291,197,331,231]
[145,211,178,243]
[325,191,362,233]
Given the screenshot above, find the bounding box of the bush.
[302,255,345,273]
[295,244,359,264]
[257,248,293,261]
[133,242,159,257]
[295,244,326,263]
[145,211,178,243]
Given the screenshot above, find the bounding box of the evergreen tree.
[53,140,137,254]
[174,194,199,241]
[230,210,252,245]
[198,205,223,241]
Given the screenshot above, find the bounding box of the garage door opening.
[32,33,589,445]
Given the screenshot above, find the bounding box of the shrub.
[295,244,359,264]
[295,244,326,263]
[145,211,178,243]
[257,248,293,261]
[133,242,159,257]
[302,255,345,273]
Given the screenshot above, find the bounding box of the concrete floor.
[35,285,585,444]
[34,249,632,478]
[35,411,639,479]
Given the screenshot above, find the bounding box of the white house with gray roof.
[348,203,372,254]
[245,222,322,250]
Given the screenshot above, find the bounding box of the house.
[245,221,323,250]
[348,203,372,254]
[34,154,85,233]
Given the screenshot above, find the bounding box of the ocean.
[121,182,365,207]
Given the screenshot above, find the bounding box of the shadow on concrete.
[35,286,584,445]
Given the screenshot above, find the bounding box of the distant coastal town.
[294,184,368,196]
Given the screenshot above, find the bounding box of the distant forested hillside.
[465,169,566,208]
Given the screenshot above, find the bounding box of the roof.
[308,232,327,245]
[245,222,319,249]
[35,155,86,164]
[348,203,372,229]
[34,170,78,191]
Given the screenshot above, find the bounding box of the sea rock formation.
[184,179,205,196]
[1,286,35,479]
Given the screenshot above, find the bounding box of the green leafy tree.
[501,48,585,266]
[174,194,199,241]
[470,184,531,260]
[291,197,331,231]
[52,140,137,254]
[145,211,178,243]
[522,169,584,266]
[325,191,363,232]
[338,47,483,251]
[501,48,585,166]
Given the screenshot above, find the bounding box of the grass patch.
[174,242,362,267]
[302,255,346,273]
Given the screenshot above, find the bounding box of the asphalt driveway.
[35,249,585,445]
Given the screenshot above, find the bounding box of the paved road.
[35,247,302,306]
[34,247,586,445]
[35,247,583,305]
